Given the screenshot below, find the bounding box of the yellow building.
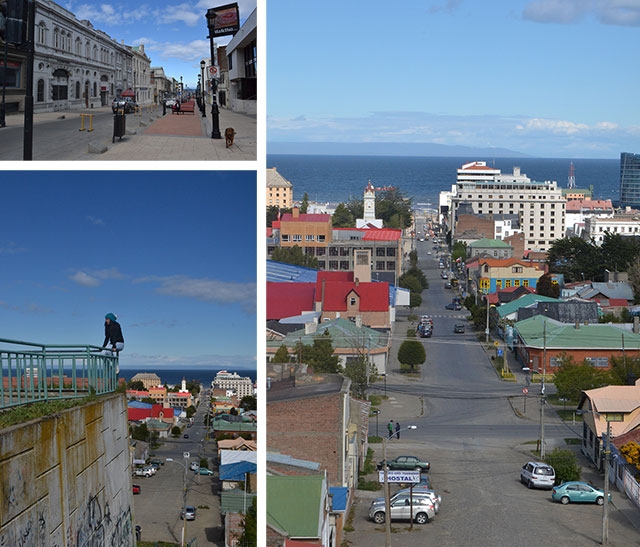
[267,167,293,209]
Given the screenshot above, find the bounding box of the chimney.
[355,278,360,287]
[292,206,300,219]
[575,320,580,329]
[634,316,639,334]
[355,316,362,328]
[305,321,317,335]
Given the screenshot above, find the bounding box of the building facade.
[582,215,640,245]
[213,370,255,399]
[451,162,566,252]
[32,0,133,113]
[223,8,256,115]
[619,152,640,208]
[267,167,293,209]
[129,44,151,105]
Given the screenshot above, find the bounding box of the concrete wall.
[0,393,135,547]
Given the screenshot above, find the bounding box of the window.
[512,266,523,273]
[244,40,256,78]
[305,234,315,242]
[292,234,302,242]
[586,357,608,368]
[0,61,21,88]
[317,235,325,242]
[315,248,326,256]
[376,261,385,270]
[329,247,338,256]
[376,248,385,256]
[281,235,289,242]
[386,248,396,256]
[340,261,349,270]
[329,260,338,269]
[37,79,45,102]
[340,247,349,257]
[386,261,395,270]
[350,297,357,306]
[37,23,47,45]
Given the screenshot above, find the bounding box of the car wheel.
[414,467,422,472]
[415,512,429,525]
[373,511,385,524]
[561,496,570,505]
[596,497,604,506]
[527,480,533,489]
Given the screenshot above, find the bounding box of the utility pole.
[539,320,547,459]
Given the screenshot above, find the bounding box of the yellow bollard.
[79,114,94,132]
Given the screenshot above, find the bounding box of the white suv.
[520,462,555,490]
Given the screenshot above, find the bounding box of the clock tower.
[357,180,383,228]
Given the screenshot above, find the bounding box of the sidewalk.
[1,102,256,161]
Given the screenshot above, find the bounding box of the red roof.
[128,407,151,421]
[362,228,401,241]
[267,282,316,320]
[315,280,389,312]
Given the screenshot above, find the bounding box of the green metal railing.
[0,338,118,410]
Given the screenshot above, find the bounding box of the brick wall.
[268,392,344,485]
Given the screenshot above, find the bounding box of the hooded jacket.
[103,320,125,348]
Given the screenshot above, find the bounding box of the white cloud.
[134,274,256,313]
[69,268,126,286]
[517,118,589,135]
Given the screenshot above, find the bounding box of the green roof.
[220,490,257,515]
[266,317,387,350]
[514,315,640,350]
[495,294,559,318]
[468,238,511,248]
[267,475,324,537]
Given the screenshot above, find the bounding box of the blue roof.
[267,260,319,283]
[219,461,257,481]
[128,401,152,409]
[329,486,348,512]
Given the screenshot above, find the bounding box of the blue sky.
[267,0,640,159]
[60,0,256,88]
[0,171,257,371]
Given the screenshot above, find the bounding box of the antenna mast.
[568,161,575,188]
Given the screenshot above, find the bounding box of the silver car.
[369,494,435,525]
[389,487,441,514]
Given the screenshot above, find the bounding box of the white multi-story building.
[212,370,254,399]
[583,214,640,245]
[450,161,566,252]
[565,199,615,237]
[33,0,134,112]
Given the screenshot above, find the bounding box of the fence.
[0,337,118,410]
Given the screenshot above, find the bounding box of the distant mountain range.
[267,141,530,158]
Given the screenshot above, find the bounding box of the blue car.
[551,482,611,505]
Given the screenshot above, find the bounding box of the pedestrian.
[102,313,124,375]
[387,420,394,439]
[395,421,401,439]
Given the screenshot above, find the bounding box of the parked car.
[441,271,448,279]
[445,302,462,310]
[111,97,137,113]
[190,461,200,472]
[133,467,152,478]
[132,484,141,495]
[444,281,452,289]
[149,458,164,466]
[389,487,442,513]
[418,325,432,338]
[181,506,197,520]
[183,434,189,439]
[552,482,611,505]
[521,462,555,489]
[377,455,430,472]
[369,495,435,524]
[453,324,465,333]
[196,467,214,475]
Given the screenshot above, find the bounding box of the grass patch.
[0,394,99,429]
[368,394,383,407]
[565,438,581,445]
[357,478,381,491]
[369,436,382,444]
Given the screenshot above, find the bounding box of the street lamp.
[205,9,222,139]
[199,59,206,117]
[166,452,190,547]
[372,409,381,438]
[381,425,417,547]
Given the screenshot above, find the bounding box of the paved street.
[0,103,256,161]
[132,399,223,546]
[343,234,640,546]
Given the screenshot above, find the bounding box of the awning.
[121,88,135,97]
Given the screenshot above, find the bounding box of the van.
[520,462,555,489]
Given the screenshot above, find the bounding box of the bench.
[172,102,195,115]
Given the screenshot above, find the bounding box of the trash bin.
[113,108,126,143]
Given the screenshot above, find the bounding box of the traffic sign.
[208,66,219,77]
[522,387,528,395]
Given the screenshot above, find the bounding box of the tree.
[127,380,145,391]
[296,331,341,373]
[545,448,580,483]
[536,274,560,298]
[300,192,309,214]
[609,355,640,386]
[451,241,466,263]
[409,292,423,309]
[546,237,602,282]
[266,205,279,227]
[130,422,150,442]
[376,188,413,229]
[552,355,611,401]
[332,203,355,227]
[344,355,377,400]
[271,245,319,268]
[398,274,423,294]
[619,442,640,472]
[397,339,426,372]
[236,496,257,547]
[240,395,257,411]
[271,344,290,363]
[171,425,181,437]
[600,232,640,273]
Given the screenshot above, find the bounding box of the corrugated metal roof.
[267,475,324,538]
[267,261,319,283]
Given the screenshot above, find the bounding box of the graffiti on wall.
[0,510,49,547]
[71,495,133,547]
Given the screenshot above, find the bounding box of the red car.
[132,484,141,495]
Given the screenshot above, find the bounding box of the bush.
[545,448,581,484]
